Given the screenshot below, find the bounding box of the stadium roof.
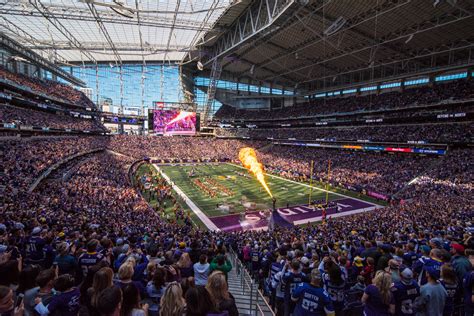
[195,0,474,92]
[0,0,237,63]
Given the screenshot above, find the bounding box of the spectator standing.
[206,271,238,316]
[34,274,80,316]
[97,286,122,316]
[391,268,420,316]
[53,242,78,276]
[282,259,308,316]
[120,284,148,316]
[450,243,471,283]
[209,255,232,280]
[362,271,395,315]
[193,255,210,286]
[291,269,335,316]
[439,264,461,316]
[159,283,185,316]
[417,266,447,316]
[86,267,114,316]
[23,268,55,316]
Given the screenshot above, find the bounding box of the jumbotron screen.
[150,109,198,135]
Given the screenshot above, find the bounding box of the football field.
[154,163,382,231]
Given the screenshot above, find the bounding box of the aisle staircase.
[227,251,274,316]
[392,154,447,199]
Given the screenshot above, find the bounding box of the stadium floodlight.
[110,0,135,19]
[323,17,347,36]
[79,0,243,15]
[80,0,135,18]
[8,56,29,63]
[197,61,204,71]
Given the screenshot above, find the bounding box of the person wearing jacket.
[193,255,210,286]
[210,255,232,280]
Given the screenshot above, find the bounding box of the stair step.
[226,254,275,316]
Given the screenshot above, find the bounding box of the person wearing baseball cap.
[391,268,420,316]
[418,265,447,316]
[291,269,335,316]
[25,227,46,266]
[450,243,470,282]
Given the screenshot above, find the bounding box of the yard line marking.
[292,205,377,226]
[227,163,383,208]
[153,164,220,231]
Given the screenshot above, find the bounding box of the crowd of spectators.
[0,67,95,109]
[233,147,473,315]
[0,134,473,316]
[215,79,474,121]
[215,122,473,143]
[1,136,107,197]
[257,145,438,196]
[0,104,105,132]
[107,135,266,161]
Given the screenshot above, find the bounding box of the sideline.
[227,163,384,208]
[152,164,220,231]
[292,205,377,226]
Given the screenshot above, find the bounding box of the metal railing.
[229,249,275,316]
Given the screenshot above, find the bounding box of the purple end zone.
[209,198,378,232]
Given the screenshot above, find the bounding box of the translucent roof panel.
[1,0,234,62]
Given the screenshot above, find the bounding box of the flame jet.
[238,147,273,198]
[165,111,194,127]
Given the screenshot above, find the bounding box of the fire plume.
[238,147,273,198]
[165,111,193,127]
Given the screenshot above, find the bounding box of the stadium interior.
[0,0,473,315]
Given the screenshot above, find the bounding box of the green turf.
[133,163,207,229]
[158,163,341,217]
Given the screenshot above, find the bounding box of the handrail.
[229,248,275,316]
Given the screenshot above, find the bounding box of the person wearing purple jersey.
[439,264,461,316]
[402,243,418,268]
[78,239,105,278]
[362,271,395,316]
[269,256,284,310]
[322,260,346,314]
[250,245,261,279]
[391,268,420,316]
[416,248,444,285]
[25,227,46,266]
[282,259,308,316]
[292,269,335,316]
[34,274,80,316]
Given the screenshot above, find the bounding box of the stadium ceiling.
[0,0,238,63]
[194,0,474,93]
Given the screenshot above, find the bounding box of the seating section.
[215,79,474,120]
[1,67,96,108]
[216,122,473,143]
[0,103,105,131]
[0,135,472,316]
[1,65,473,315]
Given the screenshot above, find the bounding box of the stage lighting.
[323,17,347,36]
[110,0,135,18]
[197,61,204,71]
